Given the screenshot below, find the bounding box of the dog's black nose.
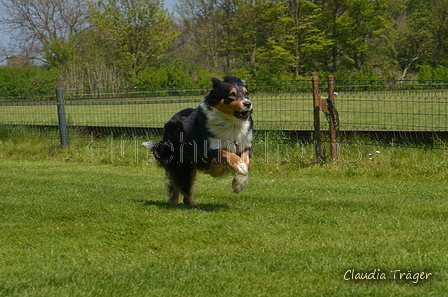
[243,101,252,109]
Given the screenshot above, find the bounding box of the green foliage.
[88,0,178,82]
[1,0,448,89]
[316,67,385,82]
[42,36,78,68]
[291,1,334,76]
[0,67,58,96]
[418,65,448,81]
[418,65,434,81]
[134,59,212,87]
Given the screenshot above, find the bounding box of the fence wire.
[1,79,448,147]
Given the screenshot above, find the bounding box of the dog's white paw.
[232,173,248,194]
[235,161,248,175]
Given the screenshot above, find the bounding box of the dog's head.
[204,75,252,120]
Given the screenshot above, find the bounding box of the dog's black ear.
[222,75,247,88]
[211,77,222,88]
[205,77,230,105]
[223,75,238,83]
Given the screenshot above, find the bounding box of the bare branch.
[0,0,89,62]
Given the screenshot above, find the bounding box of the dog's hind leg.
[166,182,180,203]
[167,164,198,206]
[182,167,197,206]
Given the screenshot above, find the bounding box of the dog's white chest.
[208,121,252,153]
[201,103,252,153]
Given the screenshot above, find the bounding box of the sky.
[164,0,176,10]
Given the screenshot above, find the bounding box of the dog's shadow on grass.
[135,200,230,212]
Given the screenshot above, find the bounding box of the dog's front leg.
[240,150,251,170]
[221,148,248,175]
[220,149,250,194]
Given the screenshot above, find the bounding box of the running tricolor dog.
[143,75,253,206]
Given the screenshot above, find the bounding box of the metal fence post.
[312,76,322,163]
[56,89,68,147]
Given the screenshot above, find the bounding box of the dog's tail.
[142,141,156,149]
[143,140,174,166]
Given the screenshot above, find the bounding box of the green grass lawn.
[1,143,447,296]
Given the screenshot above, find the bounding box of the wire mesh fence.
[1,79,448,147]
[333,80,448,131]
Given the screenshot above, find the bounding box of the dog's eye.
[229,91,236,97]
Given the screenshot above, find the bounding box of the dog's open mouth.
[234,110,251,120]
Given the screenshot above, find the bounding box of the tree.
[174,0,224,71]
[176,0,297,79]
[313,0,394,73]
[247,1,296,79]
[89,0,178,83]
[57,29,128,90]
[425,0,448,66]
[392,0,434,79]
[0,0,89,66]
[288,0,333,77]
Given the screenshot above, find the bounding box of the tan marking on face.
[215,98,246,115]
[242,87,248,96]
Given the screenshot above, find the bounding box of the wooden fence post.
[312,76,322,163]
[56,89,68,147]
[327,75,338,160]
